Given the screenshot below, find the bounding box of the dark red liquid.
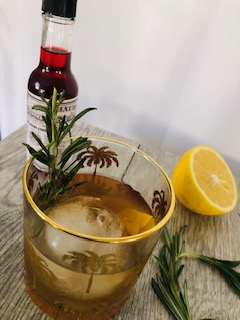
[28,47,78,99]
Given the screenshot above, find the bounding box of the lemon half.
[172,145,238,215]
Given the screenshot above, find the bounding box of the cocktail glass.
[22,136,175,320]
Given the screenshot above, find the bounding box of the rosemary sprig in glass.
[152,226,240,320]
[23,88,96,211]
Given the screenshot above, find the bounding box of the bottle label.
[27,91,77,170]
[27,91,77,149]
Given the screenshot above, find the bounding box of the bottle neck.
[40,13,75,68]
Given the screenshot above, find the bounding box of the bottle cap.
[42,0,77,18]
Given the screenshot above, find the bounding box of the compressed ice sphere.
[46,195,124,237]
[39,196,125,267]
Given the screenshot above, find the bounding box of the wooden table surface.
[0,123,239,320]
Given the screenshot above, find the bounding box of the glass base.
[24,277,128,320]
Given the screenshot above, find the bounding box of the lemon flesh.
[172,145,238,215]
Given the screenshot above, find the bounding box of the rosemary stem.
[179,252,199,259]
[49,88,58,182]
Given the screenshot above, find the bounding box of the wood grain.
[0,123,239,320]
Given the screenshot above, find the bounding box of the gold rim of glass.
[22,136,175,244]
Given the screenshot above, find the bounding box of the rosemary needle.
[152,226,240,320]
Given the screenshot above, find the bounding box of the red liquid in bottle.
[27,46,78,165]
[28,46,78,99]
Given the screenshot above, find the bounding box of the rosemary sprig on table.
[152,226,191,320]
[181,252,240,297]
[23,88,96,210]
[152,226,240,320]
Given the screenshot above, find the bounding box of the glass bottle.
[27,0,78,155]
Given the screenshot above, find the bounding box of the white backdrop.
[0,0,240,174]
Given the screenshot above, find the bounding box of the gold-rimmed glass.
[22,136,175,320]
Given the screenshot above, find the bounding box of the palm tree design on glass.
[151,190,167,222]
[26,237,57,287]
[79,145,119,176]
[62,250,121,294]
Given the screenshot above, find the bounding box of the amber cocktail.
[23,136,175,320]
